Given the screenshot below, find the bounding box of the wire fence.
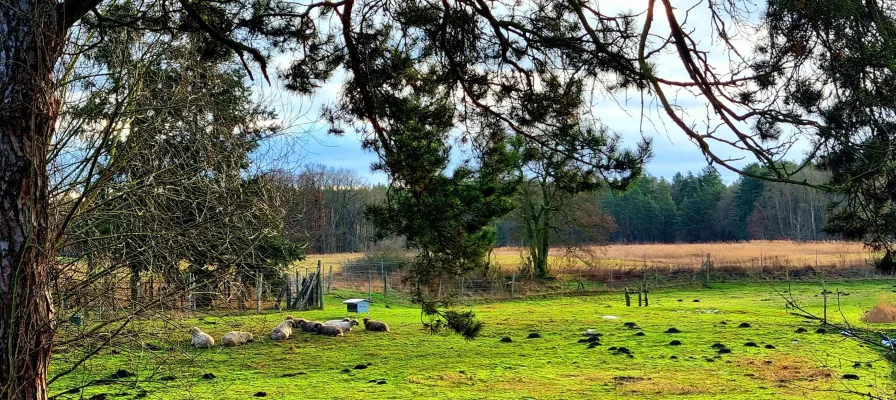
[318,252,883,301]
[56,252,885,325]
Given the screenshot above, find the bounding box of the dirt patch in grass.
[736,356,832,383]
[614,377,715,396]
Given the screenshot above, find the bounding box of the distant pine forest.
[286,163,836,255]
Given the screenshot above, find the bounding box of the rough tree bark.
[0,0,65,398]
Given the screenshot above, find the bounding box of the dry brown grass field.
[492,240,874,269]
[297,241,879,282]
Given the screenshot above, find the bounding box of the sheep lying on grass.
[221,331,254,347]
[298,320,323,333]
[323,318,359,332]
[363,318,389,332]
[270,316,296,340]
[190,327,215,348]
[317,325,344,337]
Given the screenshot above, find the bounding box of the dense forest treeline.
[288,163,836,254]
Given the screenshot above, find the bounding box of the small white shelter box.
[343,298,370,316]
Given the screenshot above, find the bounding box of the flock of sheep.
[189,316,390,348]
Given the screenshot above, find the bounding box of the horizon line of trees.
[290,162,839,255]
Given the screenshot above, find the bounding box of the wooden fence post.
[256,271,263,313]
[822,280,827,325]
[327,265,333,294]
[638,289,642,307]
[705,253,711,286]
[644,285,649,307]
[381,259,387,296]
[284,273,291,308]
[318,260,324,310]
[511,273,516,299]
[237,274,243,311]
[367,268,372,300]
[624,289,631,307]
[759,250,763,279]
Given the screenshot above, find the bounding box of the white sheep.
[190,327,215,348]
[270,316,296,340]
[323,318,359,332]
[221,331,254,347]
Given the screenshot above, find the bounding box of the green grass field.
[50,281,896,399]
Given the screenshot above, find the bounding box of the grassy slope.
[51,281,896,399]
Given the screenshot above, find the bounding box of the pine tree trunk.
[1,1,65,398]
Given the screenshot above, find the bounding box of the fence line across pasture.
[53,251,887,326]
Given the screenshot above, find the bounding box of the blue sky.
[254,0,813,186]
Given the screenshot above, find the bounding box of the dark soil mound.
[664,327,681,334]
[500,336,513,343]
[744,342,758,347]
[634,332,645,337]
[669,340,682,346]
[738,323,751,328]
[718,348,732,354]
[108,369,134,379]
[354,364,368,370]
[764,344,776,349]
[201,373,216,380]
[527,332,542,339]
[254,392,267,397]
[795,328,808,333]
[842,374,859,380]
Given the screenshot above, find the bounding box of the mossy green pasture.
[51,281,896,399]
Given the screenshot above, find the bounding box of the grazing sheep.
[317,325,344,337]
[299,320,323,333]
[323,318,359,332]
[190,327,215,348]
[270,316,296,340]
[363,318,389,332]
[221,331,254,347]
